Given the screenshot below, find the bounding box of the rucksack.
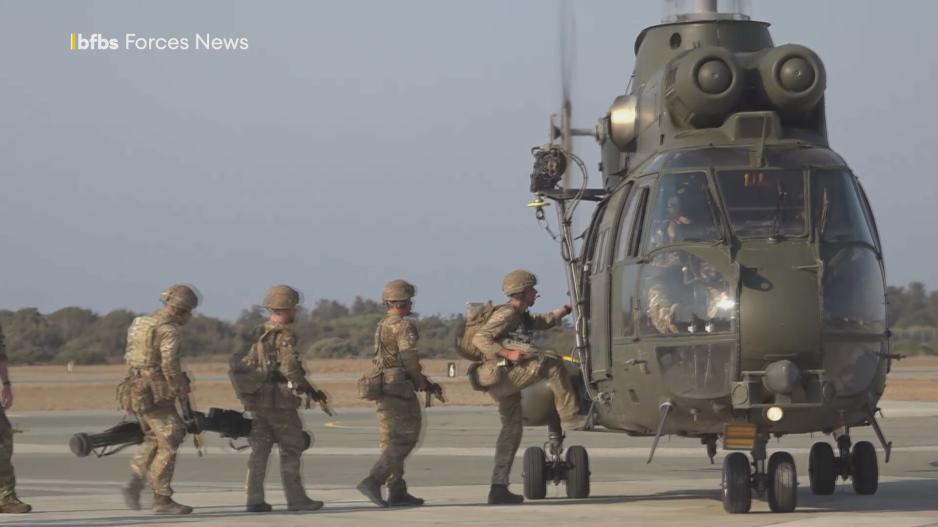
[228,327,277,396]
[454,301,497,361]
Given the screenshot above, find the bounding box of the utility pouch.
[466,362,487,392]
[357,369,384,401]
[116,377,134,412]
[380,367,415,399]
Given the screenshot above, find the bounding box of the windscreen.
[716,170,806,238]
[646,172,723,251]
[812,170,876,246]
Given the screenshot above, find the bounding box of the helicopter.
[517,0,897,514]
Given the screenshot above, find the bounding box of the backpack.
[228,327,277,397]
[454,301,497,361]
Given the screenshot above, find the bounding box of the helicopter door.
[610,182,651,345]
[587,185,630,378]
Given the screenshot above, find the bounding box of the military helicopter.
[518,0,896,513]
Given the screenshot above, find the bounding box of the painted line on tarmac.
[18,443,938,458]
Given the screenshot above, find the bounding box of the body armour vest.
[124,314,162,369]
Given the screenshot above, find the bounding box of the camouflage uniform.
[367,314,425,493]
[0,325,17,502]
[124,311,189,498]
[472,304,579,486]
[236,322,318,509]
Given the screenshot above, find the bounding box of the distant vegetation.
[887,282,938,356]
[3,282,937,364]
[0,297,573,365]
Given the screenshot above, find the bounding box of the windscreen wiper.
[769,180,786,241]
[816,187,830,241]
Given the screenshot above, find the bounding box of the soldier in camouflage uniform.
[357,279,429,508]
[230,285,323,513]
[471,270,582,504]
[0,323,30,514]
[119,284,198,515]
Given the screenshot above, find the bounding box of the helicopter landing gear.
[721,452,751,513]
[851,440,879,495]
[808,441,836,494]
[808,432,880,496]
[521,417,591,500]
[721,434,798,513]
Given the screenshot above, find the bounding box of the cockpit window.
[716,170,806,238]
[646,172,722,251]
[811,171,876,246]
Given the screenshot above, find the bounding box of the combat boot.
[387,484,424,507]
[152,493,193,515]
[287,498,324,512]
[356,476,388,508]
[0,495,31,514]
[487,484,524,505]
[246,502,272,513]
[121,476,144,510]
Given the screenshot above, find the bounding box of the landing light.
[765,406,784,422]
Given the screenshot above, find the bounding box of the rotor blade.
[559,0,576,186]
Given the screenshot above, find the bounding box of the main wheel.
[564,445,590,498]
[523,446,547,499]
[767,451,798,513]
[722,452,752,514]
[808,442,836,495]
[851,441,878,495]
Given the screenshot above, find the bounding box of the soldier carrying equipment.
[118,284,200,515]
[229,285,324,513]
[472,270,582,505]
[357,279,431,509]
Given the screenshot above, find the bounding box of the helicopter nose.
[762,360,801,395]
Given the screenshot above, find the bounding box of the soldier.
[230,285,323,513]
[119,284,199,515]
[357,279,429,508]
[471,270,582,505]
[0,322,30,514]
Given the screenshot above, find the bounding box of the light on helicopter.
[765,406,785,422]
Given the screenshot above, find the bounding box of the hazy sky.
[2,0,936,320]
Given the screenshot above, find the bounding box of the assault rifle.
[290,381,335,417]
[423,379,447,408]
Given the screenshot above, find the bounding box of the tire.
[851,441,879,495]
[808,442,836,495]
[523,446,547,499]
[721,452,752,514]
[565,445,590,498]
[767,451,798,513]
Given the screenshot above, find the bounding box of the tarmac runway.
[2,401,937,526]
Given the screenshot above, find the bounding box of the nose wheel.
[522,429,591,499]
[721,434,798,513]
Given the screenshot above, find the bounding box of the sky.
[1,0,936,320]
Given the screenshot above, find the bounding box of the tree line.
[0,297,573,365]
[2,282,937,364]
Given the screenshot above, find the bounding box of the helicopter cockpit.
[615,146,887,404]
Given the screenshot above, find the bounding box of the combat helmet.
[382,279,416,302]
[160,284,199,312]
[501,270,537,296]
[264,285,301,310]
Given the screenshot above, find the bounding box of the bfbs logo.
[70,33,119,50]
